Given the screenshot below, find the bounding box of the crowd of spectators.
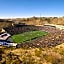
[17,25,64,48]
[4,25,38,35]
[3,24,64,48]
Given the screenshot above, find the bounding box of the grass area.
[12,31,48,43]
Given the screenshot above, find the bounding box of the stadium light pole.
[40,13,42,25]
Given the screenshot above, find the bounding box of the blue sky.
[0,0,64,18]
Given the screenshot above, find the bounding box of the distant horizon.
[0,16,64,19]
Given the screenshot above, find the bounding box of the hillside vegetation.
[11,16,64,25]
[1,46,64,64]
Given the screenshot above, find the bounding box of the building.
[0,32,17,47]
[0,32,13,42]
[44,24,64,30]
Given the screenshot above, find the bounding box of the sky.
[0,0,64,18]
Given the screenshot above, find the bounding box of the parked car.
[0,40,17,47]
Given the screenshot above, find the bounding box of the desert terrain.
[0,17,64,64]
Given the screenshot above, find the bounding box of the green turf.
[12,31,48,43]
